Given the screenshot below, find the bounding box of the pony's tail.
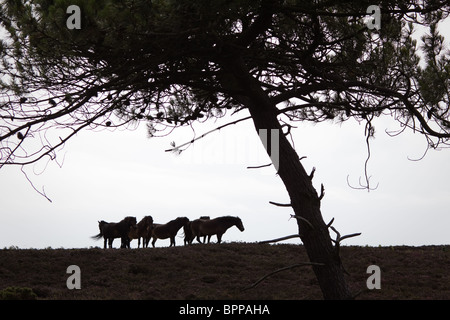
[91,233,103,240]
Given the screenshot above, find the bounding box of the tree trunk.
[224,57,353,299]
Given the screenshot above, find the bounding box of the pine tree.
[1,0,449,299]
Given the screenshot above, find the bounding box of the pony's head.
[124,216,137,227]
[144,215,153,227]
[177,216,190,227]
[235,217,245,232]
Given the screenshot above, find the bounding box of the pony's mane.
[215,216,240,222]
[167,216,188,225]
[119,216,137,225]
[137,216,152,227]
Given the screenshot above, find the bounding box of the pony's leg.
[217,234,222,244]
[152,237,156,248]
[121,237,129,249]
[170,236,175,247]
[103,238,107,249]
[207,235,212,244]
[196,236,202,244]
[138,237,141,248]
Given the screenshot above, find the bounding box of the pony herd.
[92,215,245,249]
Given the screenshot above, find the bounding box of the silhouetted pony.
[150,217,189,247]
[92,216,137,249]
[191,216,244,244]
[128,215,153,248]
[184,216,210,245]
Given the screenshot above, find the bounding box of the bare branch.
[330,226,361,245]
[340,232,362,242]
[346,116,380,192]
[309,166,316,180]
[326,217,335,228]
[242,262,325,292]
[247,163,272,169]
[269,201,292,207]
[164,116,251,153]
[330,226,341,244]
[290,214,314,229]
[346,174,379,192]
[319,183,325,200]
[250,155,306,170]
[20,166,52,203]
[258,234,300,244]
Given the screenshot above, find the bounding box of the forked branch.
[330,226,362,245]
[329,225,361,276]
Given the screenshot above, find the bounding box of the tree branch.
[247,163,272,169]
[269,201,292,207]
[258,234,300,244]
[235,0,274,48]
[164,116,251,153]
[329,226,362,247]
[328,225,361,276]
[309,166,316,180]
[242,262,325,292]
[290,214,314,229]
[319,183,325,200]
[20,166,53,203]
[326,217,335,228]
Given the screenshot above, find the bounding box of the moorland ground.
[0,243,449,299]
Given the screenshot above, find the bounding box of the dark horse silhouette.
[184,216,210,245]
[128,215,153,248]
[190,216,244,244]
[92,216,137,249]
[150,217,189,247]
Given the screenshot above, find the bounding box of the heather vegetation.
[0,243,448,299]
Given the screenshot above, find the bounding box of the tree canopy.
[1,0,450,299]
[1,0,449,168]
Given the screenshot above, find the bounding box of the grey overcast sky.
[1,110,449,249]
[0,13,449,249]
